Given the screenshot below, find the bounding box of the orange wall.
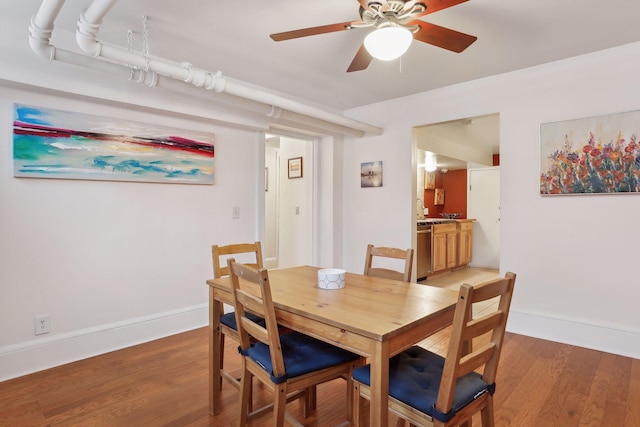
[423,169,467,218]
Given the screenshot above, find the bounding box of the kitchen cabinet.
[457,221,473,267]
[432,223,457,273]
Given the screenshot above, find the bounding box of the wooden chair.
[363,244,414,282]
[352,272,517,427]
[228,258,363,426]
[211,242,264,394]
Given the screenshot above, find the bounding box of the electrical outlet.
[35,315,50,335]
[295,206,300,215]
[232,206,240,219]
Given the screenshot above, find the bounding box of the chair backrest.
[227,259,286,379]
[212,242,263,279]
[435,272,517,415]
[363,244,414,282]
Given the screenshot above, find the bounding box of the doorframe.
[412,113,501,276]
[259,131,318,268]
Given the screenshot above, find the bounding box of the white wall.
[342,121,416,273]
[343,42,640,359]
[0,84,266,380]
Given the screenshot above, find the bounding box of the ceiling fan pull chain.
[126,29,137,81]
[142,15,150,72]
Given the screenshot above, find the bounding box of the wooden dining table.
[206,265,458,427]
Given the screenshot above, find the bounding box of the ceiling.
[418,113,499,170]
[13,0,640,112]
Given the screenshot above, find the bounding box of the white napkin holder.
[317,268,346,290]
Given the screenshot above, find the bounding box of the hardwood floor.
[1,268,639,426]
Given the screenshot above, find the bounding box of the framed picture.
[13,104,215,185]
[424,171,436,190]
[434,188,445,205]
[540,110,640,195]
[361,161,383,188]
[288,157,303,179]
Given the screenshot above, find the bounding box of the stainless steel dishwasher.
[416,223,432,280]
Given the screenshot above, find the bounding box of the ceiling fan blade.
[347,44,373,72]
[412,0,469,18]
[270,21,361,41]
[410,20,477,53]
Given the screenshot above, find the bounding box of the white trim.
[0,304,208,382]
[507,309,640,359]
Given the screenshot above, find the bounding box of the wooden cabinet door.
[462,230,473,265]
[446,232,457,269]
[457,222,473,267]
[432,223,456,273]
[432,233,447,272]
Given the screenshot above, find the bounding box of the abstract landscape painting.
[13,104,215,184]
[540,110,640,195]
[361,161,383,188]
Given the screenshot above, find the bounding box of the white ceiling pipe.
[74,0,383,136]
[28,3,359,136]
[31,0,64,34]
[29,0,156,87]
[29,0,159,86]
[156,77,366,137]
[30,0,381,136]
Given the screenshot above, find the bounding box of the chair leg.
[348,359,365,424]
[238,363,252,427]
[481,396,495,426]
[247,375,253,413]
[218,332,225,390]
[303,386,317,418]
[352,381,361,427]
[345,377,354,423]
[274,384,287,426]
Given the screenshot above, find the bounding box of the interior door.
[468,167,500,269]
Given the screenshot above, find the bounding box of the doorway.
[414,113,500,272]
[264,134,314,269]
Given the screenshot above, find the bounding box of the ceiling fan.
[270,0,477,72]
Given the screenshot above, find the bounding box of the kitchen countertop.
[416,218,476,225]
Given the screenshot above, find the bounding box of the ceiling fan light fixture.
[364,25,413,61]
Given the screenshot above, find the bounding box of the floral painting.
[13,104,215,184]
[540,110,640,195]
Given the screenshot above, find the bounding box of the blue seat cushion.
[352,345,494,423]
[240,331,361,384]
[220,311,265,330]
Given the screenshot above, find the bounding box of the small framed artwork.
[434,188,445,205]
[424,172,436,190]
[288,157,303,179]
[361,161,383,188]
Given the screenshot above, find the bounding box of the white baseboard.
[0,304,208,382]
[507,309,640,359]
[3,305,636,383]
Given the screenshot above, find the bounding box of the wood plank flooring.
[1,268,639,426]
